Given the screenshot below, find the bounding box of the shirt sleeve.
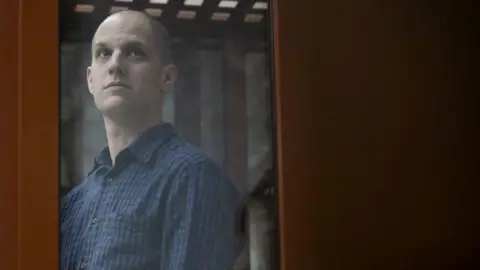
[160,159,244,270]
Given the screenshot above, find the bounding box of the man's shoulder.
[159,136,221,172]
[157,137,239,189]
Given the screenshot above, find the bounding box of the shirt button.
[79,262,87,269]
[106,176,113,182]
[92,217,98,224]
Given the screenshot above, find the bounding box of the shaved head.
[93,10,172,65]
[87,9,178,121]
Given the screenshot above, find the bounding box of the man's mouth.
[104,82,129,89]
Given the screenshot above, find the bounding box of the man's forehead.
[92,38,147,50]
[93,12,154,43]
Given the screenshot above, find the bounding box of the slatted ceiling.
[63,0,269,43]
[71,0,267,21]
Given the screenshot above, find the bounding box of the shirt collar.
[93,122,176,168]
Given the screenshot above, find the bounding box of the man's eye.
[96,49,110,58]
[127,50,144,58]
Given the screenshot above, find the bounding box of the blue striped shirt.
[61,123,243,270]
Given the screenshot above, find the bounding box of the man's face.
[87,13,170,117]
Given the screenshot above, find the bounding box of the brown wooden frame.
[1,0,59,269]
[1,1,477,270]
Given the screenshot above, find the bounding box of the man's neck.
[103,114,162,165]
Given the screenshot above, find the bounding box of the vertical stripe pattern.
[61,123,243,270]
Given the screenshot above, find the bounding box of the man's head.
[87,10,177,121]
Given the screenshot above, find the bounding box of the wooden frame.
[1,0,59,269]
[1,1,477,270]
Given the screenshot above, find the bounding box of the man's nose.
[107,51,125,76]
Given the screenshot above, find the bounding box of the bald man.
[60,11,242,270]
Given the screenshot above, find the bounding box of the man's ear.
[161,64,178,93]
[86,66,94,95]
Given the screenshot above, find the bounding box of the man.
[61,11,242,270]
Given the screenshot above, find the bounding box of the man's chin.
[97,99,129,117]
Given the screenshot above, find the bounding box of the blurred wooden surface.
[0,0,20,269]
[273,1,478,269]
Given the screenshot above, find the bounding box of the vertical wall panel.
[199,50,225,167]
[223,38,248,191]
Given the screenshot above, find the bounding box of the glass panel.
[60,0,278,269]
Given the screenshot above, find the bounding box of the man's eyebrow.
[92,42,108,51]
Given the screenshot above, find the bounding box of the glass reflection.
[60,1,276,269]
